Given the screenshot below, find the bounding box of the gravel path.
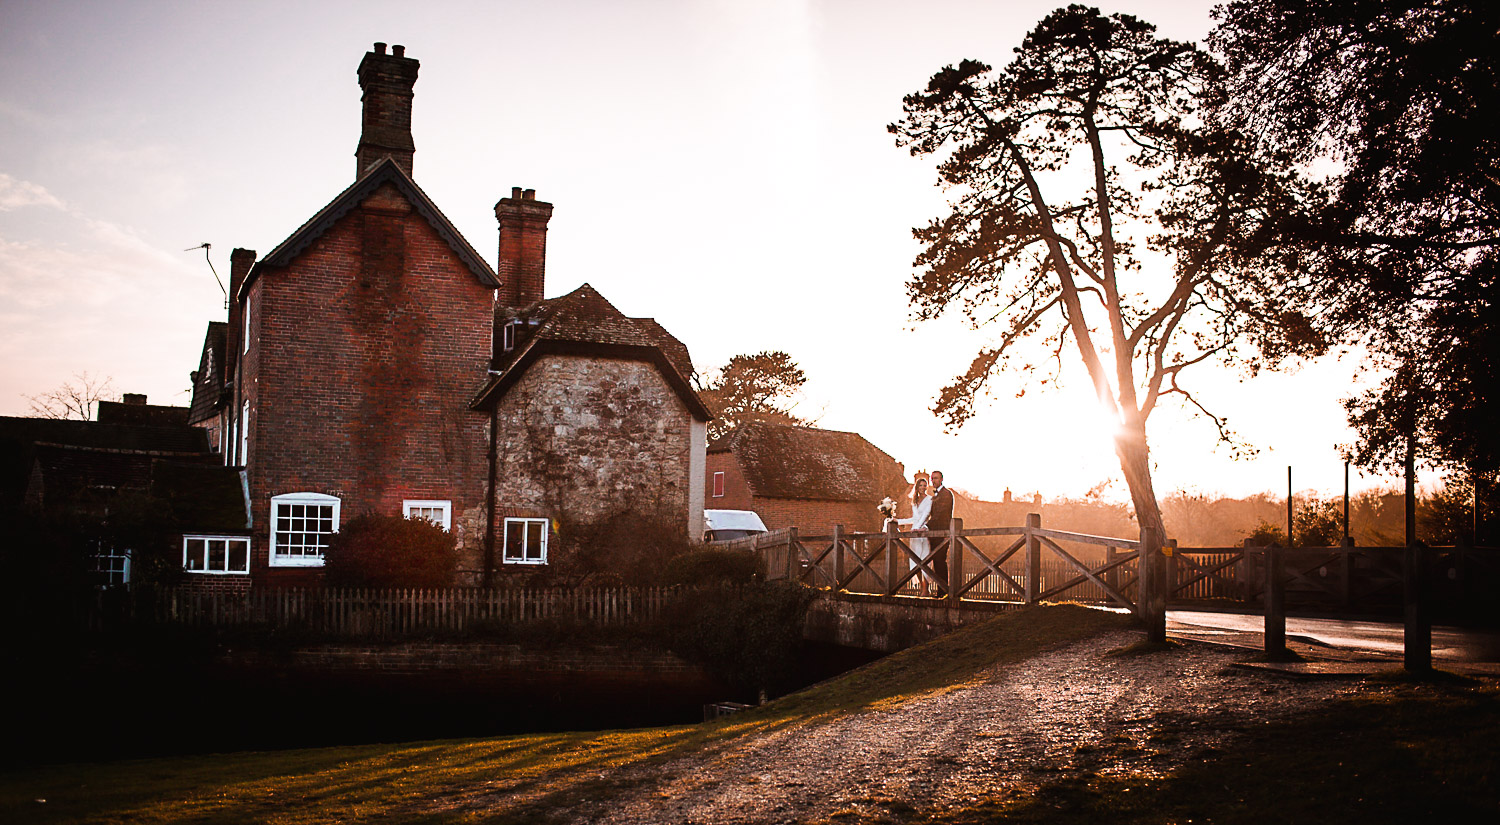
[546,632,1365,824]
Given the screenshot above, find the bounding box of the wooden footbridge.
[724,516,1499,659]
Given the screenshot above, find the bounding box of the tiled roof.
[26,445,248,532]
[711,422,908,503]
[188,322,228,425]
[472,284,710,419]
[97,400,190,427]
[150,460,251,532]
[242,157,498,296]
[0,417,211,508]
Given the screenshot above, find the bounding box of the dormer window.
[502,319,523,352]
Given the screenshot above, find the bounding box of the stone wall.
[483,354,696,574]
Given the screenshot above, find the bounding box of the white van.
[703,509,768,542]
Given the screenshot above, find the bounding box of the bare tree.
[24,372,118,420]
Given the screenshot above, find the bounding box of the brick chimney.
[227,248,256,361]
[495,187,554,307]
[122,393,147,406]
[355,42,419,179]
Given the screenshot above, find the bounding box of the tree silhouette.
[891,7,1311,537]
[695,351,810,442]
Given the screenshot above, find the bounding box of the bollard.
[1265,544,1286,658]
[1404,543,1432,672]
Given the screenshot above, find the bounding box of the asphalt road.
[1166,609,1500,663]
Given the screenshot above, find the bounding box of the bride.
[898,476,934,595]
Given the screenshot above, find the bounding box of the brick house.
[186,43,708,588]
[0,399,249,589]
[705,422,908,533]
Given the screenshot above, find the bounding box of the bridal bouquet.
[876,497,898,520]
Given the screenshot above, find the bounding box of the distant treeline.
[952,484,1495,549]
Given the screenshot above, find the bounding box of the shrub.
[323,514,455,588]
[662,547,763,587]
[663,581,815,698]
[560,509,696,587]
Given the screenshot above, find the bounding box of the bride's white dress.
[898,494,933,580]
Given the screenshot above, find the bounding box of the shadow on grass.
[922,679,1500,825]
[0,604,1136,825]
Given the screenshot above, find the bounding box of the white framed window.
[404,499,451,531]
[503,517,548,565]
[239,400,250,466]
[712,471,725,497]
[270,493,340,567]
[502,320,521,352]
[183,535,250,574]
[90,543,130,588]
[242,292,252,354]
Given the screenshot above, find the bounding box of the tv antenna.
[185,242,227,309]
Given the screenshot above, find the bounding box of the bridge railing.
[738,517,1500,621]
[747,516,1145,614]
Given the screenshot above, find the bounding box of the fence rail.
[82,585,674,637]
[732,517,1498,621]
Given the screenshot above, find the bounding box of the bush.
[560,509,696,587]
[662,547,763,587]
[323,514,455,588]
[663,581,815,698]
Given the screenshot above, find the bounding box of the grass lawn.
[3,605,1495,823]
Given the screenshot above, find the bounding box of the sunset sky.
[0,0,1426,505]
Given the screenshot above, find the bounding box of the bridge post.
[832,525,845,592]
[1139,525,1166,644]
[1166,538,1179,604]
[1265,544,1287,658]
[947,518,963,606]
[1025,513,1041,604]
[786,527,799,582]
[885,519,899,596]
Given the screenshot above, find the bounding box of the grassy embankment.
[2,604,1495,823]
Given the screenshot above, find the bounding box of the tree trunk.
[1115,421,1165,540]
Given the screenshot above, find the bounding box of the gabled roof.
[188,321,228,425]
[470,283,710,420]
[709,422,907,503]
[0,416,212,509]
[98,400,190,428]
[25,445,249,532]
[240,157,498,296]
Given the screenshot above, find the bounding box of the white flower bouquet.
[876,496,898,520]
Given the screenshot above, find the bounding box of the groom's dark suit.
[928,484,954,591]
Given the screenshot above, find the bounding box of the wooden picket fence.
[83,585,674,636]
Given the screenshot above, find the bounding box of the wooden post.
[1265,545,1287,658]
[1105,545,1118,594]
[1339,537,1354,610]
[1404,543,1432,672]
[885,519,899,596]
[786,527,799,582]
[1024,513,1042,604]
[947,517,963,607]
[832,524,845,591]
[1139,525,1166,644]
[1165,538,1179,605]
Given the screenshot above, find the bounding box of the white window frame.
[242,292,252,354]
[239,400,250,466]
[269,492,340,567]
[183,534,251,575]
[712,471,725,498]
[502,517,549,565]
[404,499,452,531]
[90,542,131,588]
[502,320,521,352]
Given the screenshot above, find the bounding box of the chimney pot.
[523,188,536,200]
[375,42,387,54]
[393,44,405,57]
[511,186,523,199]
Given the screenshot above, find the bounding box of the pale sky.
[0,0,1421,504]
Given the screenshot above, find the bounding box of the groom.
[927,470,954,594]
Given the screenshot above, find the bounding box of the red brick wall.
[241,183,494,585]
[704,453,887,534]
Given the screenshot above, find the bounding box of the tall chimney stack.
[355,42,420,179]
[495,188,554,307]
